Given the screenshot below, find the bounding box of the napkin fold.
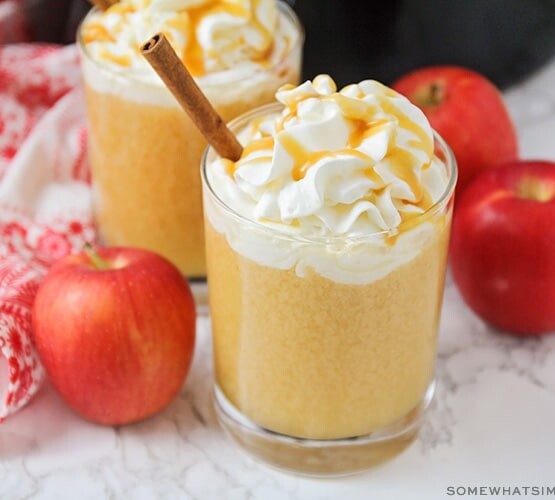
[0,43,95,420]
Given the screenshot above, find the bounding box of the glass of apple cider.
[202,75,457,475]
[78,0,303,282]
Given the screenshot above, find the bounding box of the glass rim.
[77,0,304,89]
[201,102,458,244]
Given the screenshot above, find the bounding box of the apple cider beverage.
[78,0,303,278]
[202,75,457,475]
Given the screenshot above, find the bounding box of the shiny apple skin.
[450,161,555,335]
[32,247,196,425]
[393,66,518,196]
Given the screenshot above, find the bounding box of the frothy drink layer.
[80,0,302,277]
[205,76,455,446]
[80,0,300,105]
[206,75,451,285]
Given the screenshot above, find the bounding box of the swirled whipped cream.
[81,0,297,83]
[206,75,451,284]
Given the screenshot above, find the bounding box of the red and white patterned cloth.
[0,43,95,421]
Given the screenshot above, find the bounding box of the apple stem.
[413,81,445,108]
[83,243,110,270]
[429,82,443,105]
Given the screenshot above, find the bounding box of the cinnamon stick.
[141,33,244,162]
[87,0,112,11]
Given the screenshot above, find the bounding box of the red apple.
[392,66,518,196]
[450,161,555,335]
[32,246,196,424]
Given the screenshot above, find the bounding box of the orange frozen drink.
[79,0,303,277]
[202,75,456,474]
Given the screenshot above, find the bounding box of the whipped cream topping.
[210,74,448,237]
[81,0,297,84]
[205,75,453,285]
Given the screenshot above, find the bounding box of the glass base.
[189,279,209,316]
[214,382,435,477]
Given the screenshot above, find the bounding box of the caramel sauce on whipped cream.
[219,74,445,233]
[205,74,452,284]
[81,0,294,79]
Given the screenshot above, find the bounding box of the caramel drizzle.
[99,48,131,66]
[278,134,372,182]
[227,83,437,229]
[226,136,274,177]
[84,0,275,77]
[348,118,390,148]
[82,23,115,44]
[242,136,275,157]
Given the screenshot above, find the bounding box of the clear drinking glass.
[77,2,303,281]
[202,103,457,476]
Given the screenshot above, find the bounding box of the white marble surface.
[3,59,555,500]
